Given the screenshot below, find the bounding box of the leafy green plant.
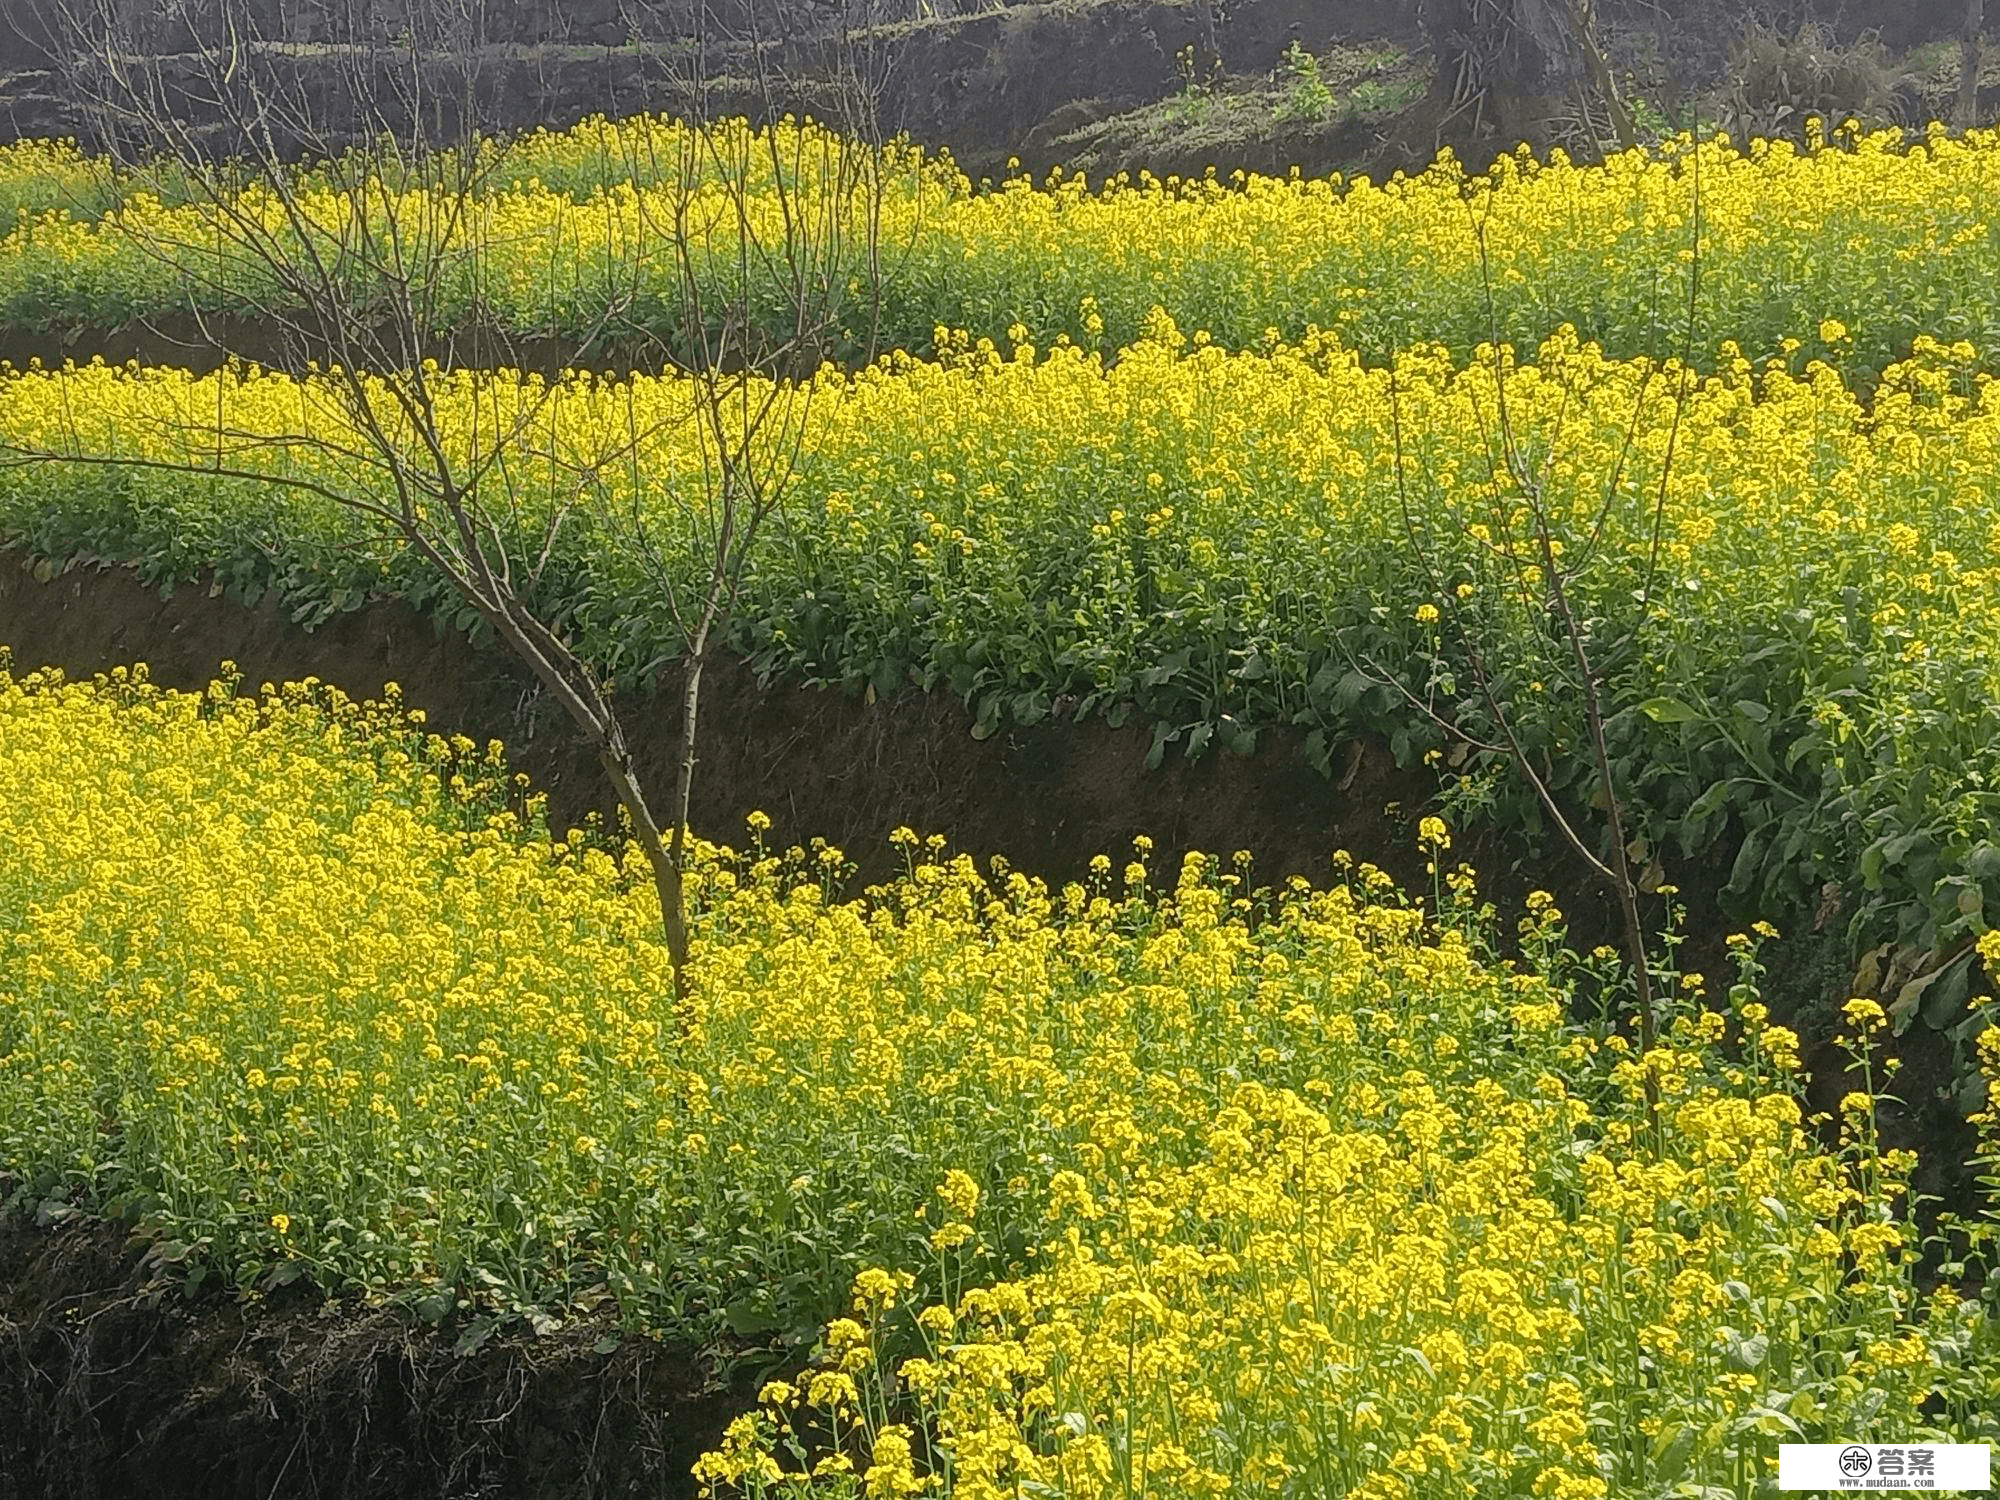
[1166,43,1222,126]
[1345,74,1425,117]
[1273,41,1334,123]
[8,667,1996,1488]
[1628,94,1676,139]
[4,123,2000,387]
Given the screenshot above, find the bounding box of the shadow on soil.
[0,549,1450,897]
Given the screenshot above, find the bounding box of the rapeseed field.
[0,118,1998,378]
[5,111,2000,1499]
[1,664,1994,1498]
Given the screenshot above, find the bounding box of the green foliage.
[1345,74,1426,118]
[1167,43,1223,127]
[1272,42,1334,124]
[6,330,2000,1115]
[6,665,1997,1469]
[1628,95,1677,141]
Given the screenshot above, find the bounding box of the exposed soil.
[0,310,693,385]
[0,548,1453,898]
[0,0,1427,180]
[0,1213,743,1500]
[0,0,1969,190]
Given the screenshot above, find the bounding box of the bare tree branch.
[19,0,901,1004]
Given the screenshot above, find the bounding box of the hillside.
[0,0,1982,182]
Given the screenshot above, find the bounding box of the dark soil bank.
[0,550,1448,897]
[0,1216,739,1500]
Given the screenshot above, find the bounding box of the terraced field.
[1,119,1999,376]
[2,113,1999,1498]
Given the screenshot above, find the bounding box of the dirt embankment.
[0,0,1970,183]
[0,0,1426,178]
[0,549,1448,897]
[0,1214,740,1500]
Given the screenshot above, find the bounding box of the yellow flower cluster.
[0,114,947,356]
[0,136,118,222]
[1,665,1994,1494]
[3,117,2000,377]
[6,326,1999,963]
[698,883,1984,1497]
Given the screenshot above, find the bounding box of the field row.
[1,665,1994,1496]
[2,120,1999,380]
[5,330,1999,1065]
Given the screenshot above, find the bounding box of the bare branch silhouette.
[13,0,906,1004]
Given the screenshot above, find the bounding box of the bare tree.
[609,0,910,978]
[9,0,907,1001]
[1344,156,1704,1128]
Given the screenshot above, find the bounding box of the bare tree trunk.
[1960,0,1984,132]
[663,532,738,1006]
[599,738,688,995]
[1556,0,1637,150]
[1539,526,1660,1084]
[1425,0,1634,153]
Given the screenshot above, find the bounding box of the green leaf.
[723,1299,784,1336]
[1888,971,1932,1034]
[1921,951,1974,1031]
[1331,668,1374,713]
[1725,823,1769,899]
[1728,1333,1770,1371]
[1955,1069,1989,1119]
[1732,699,1771,723]
[1304,728,1332,777]
[1641,697,1703,724]
[1888,949,1972,1035]
[1652,1424,1697,1483]
[454,1314,501,1356]
[1138,648,1191,688]
[1687,779,1734,821]
[1742,1403,1803,1437]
